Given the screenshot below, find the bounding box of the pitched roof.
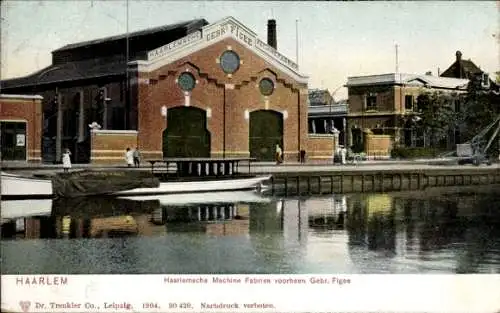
[440,59,482,79]
[1,19,208,90]
[53,19,208,53]
[1,56,127,89]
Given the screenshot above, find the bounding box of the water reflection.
[308,196,347,230]
[1,187,499,274]
[346,194,397,256]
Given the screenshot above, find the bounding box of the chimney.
[267,19,277,49]
[456,51,463,78]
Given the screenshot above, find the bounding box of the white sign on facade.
[16,134,25,147]
[145,17,300,74]
[148,31,202,61]
[255,38,298,70]
[204,20,299,71]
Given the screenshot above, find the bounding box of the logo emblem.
[19,301,31,312]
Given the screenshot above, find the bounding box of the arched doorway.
[163,107,210,158]
[249,110,283,161]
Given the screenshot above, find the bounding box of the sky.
[1,1,499,100]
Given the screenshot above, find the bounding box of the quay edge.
[2,162,499,196]
[255,164,500,196]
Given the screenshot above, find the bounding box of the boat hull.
[1,171,271,199]
[1,199,53,221]
[113,175,272,196]
[1,172,53,200]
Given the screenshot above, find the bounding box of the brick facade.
[136,36,308,162]
[1,17,311,163]
[307,135,336,160]
[346,74,469,151]
[90,130,138,164]
[364,133,392,158]
[0,95,43,162]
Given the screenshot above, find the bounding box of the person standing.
[62,148,72,173]
[133,147,141,168]
[340,145,347,165]
[125,148,134,167]
[275,144,283,165]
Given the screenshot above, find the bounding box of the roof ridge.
[52,18,208,53]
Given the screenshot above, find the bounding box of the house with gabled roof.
[440,51,499,92]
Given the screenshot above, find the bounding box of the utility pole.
[395,43,399,73]
[125,0,130,129]
[55,87,62,163]
[295,19,299,69]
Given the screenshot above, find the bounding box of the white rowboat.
[1,172,53,199]
[112,175,271,196]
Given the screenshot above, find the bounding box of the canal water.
[1,186,500,274]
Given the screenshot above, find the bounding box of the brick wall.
[90,129,138,164]
[307,134,336,160]
[136,37,308,162]
[0,95,43,162]
[364,133,392,158]
[348,85,396,114]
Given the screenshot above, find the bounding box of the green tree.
[416,91,458,148]
[462,76,500,141]
[461,75,500,156]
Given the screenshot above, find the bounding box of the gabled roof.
[440,52,499,92]
[134,16,308,83]
[440,59,483,78]
[53,19,208,53]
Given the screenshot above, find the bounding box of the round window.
[220,50,240,74]
[259,78,275,96]
[178,72,196,91]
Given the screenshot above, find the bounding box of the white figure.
[335,146,341,163]
[275,144,283,164]
[340,146,347,165]
[125,148,134,167]
[88,122,102,130]
[62,148,72,173]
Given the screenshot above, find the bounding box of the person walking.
[133,147,141,168]
[125,148,134,167]
[62,148,72,173]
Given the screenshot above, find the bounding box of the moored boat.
[109,158,271,196]
[1,172,53,200]
[1,158,271,199]
[112,175,271,196]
